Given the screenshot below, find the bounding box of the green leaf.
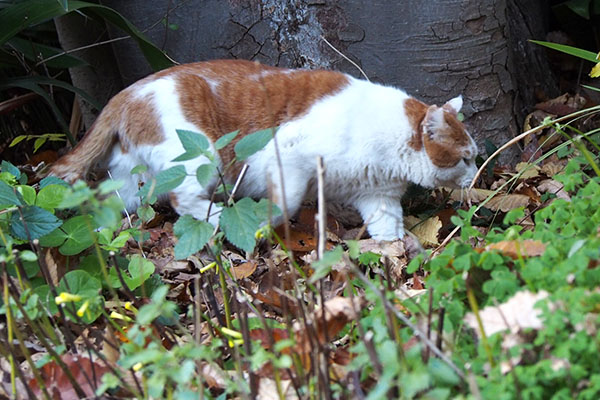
[215,130,239,150]
[172,130,210,161]
[36,184,68,210]
[137,165,187,198]
[310,246,344,283]
[220,198,261,253]
[130,164,148,175]
[98,179,124,194]
[0,0,174,71]
[234,128,274,161]
[58,215,96,255]
[39,176,69,188]
[16,185,36,205]
[57,270,102,323]
[10,206,62,239]
[125,255,155,290]
[9,135,27,147]
[196,163,217,187]
[530,40,599,63]
[0,180,22,206]
[173,215,213,259]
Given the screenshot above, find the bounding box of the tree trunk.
[80,0,558,163]
[54,12,123,131]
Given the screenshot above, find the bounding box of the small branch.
[316,156,326,259]
[320,35,369,81]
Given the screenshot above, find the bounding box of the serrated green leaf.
[10,205,62,239]
[173,215,213,259]
[234,128,274,161]
[215,130,239,150]
[39,176,69,188]
[0,180,22,206]
[137,165,187,198]
[196,163,217,187]
[172,130,210,161]
[58,215,96,255]
[220,198,261,252]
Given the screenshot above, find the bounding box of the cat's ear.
[443,95,463,115]
[423,105,445,138]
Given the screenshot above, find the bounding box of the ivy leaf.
[172,130,210,161]
[10,205,62,239]
[173,215,213,259]
[124,255,155,290]
[58,215,96,255]
[234,128,274,161]
[220,198,261,253]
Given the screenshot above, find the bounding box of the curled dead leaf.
[537,179,570,201]
[485,239,546,259]
[485,193,530,212]
[515,162,540,180]
[232,261,258,279]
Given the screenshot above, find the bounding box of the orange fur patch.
[404,98,427,150]
[122,95,163,147]
[173,60,350,177]
[423,110,471,168]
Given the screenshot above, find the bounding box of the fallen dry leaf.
[232,261,258,279]
[29,354,111,400]
[515,162,540,180]
[485,240,546,259]
[540,162,565,177]
[405,215,442,246]
[465,290,549,338]
[537,179,570,201]
[485,193,531,212]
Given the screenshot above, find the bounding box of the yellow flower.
[76,300,90,317]
[55,292,82,305]
[110,311,133,322]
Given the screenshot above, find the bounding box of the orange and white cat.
[50,59,477,240]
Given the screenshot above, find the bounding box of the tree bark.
[54,12,123,131]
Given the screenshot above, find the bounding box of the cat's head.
[413,95,478,189]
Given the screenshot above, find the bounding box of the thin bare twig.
[316,156,326,259]
[320,35,369,81]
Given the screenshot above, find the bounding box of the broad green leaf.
[215,130,239,150]
[172,130,210,161]
[9,135,27,147]
[58,215,96,255]
[125,255,155,290]
[196,163,217,187]
[530,40,598,63]
[173,215,213,259]
[57,270,102,323]
[36,184,68,210]
[0,180,22,206]
[309,246,344,283]
[136,165,187,198]
[254,198,282,221]
[234,128,274,161]
[0,0,174,71]
[11,205,62,239]
[220,198,261,253]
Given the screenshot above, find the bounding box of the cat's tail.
[49,104,120,182]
